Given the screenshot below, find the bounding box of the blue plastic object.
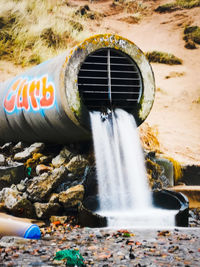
[23,224,41,239]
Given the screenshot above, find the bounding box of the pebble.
[0,213,199,266]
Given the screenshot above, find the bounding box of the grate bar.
[78,48,143,112]
[83,91,140,94]
[78,84,140,88]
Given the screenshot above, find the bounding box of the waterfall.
[90,109,177,228]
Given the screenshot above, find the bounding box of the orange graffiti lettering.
[29,80,40,110]
[40,76,54,107]
[3,75,55,113]
[4,79,21,113]
[16,79,28,110]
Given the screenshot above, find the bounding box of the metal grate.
[78,48,143,112]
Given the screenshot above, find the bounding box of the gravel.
[0,213,200,267]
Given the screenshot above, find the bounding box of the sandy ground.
[0,0,200,166]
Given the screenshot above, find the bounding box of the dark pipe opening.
[78,48,143,114]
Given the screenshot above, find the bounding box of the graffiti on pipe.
[3,75,56,114]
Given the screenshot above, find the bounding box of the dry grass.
[139,123,160,153]
[146,51,182,65]
[155,0,200,13]
[183,25,200,49]
[0,0,91,66]
[112,0,148,15]
[164,156,183,183]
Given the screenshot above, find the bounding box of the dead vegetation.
[139,123,160,153]
[111,0,151,16]
[146,51,183,65]
[155,0,200,13]
[0,0,91,66]
[183,25,200,49]
[164,156,183,183]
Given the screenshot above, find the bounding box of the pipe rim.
[63,34,155,129]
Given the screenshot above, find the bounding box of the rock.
[52,146,74,168]
[155,157,174,186]
[34,202,61,219]
[59,184,84,208]
[0,154,6,166]
[27,166,68,202]
[40,155,52,164]
[49,215,68,224]
[52,154,66,168]
[56,180,80,193]
[13,142,26,153]
[16,183,26,192]
[66,156,89,176]
[48,193,59,203]
[35,164,53,175]
[0,162,25,190]
[1,188,35,218]
[0,142,13,153]
[14,143,45,162]
[0,236,31,247]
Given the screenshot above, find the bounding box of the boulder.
[35,164,53,175]
[13,142,26,153]
[14,143,45,162]
[59,184,84,208]
[51,146,74,168]
[0,162,25,190]
[66,156,89,176]
[0,188,35,218]
[48,193,59,203]
[27,166,68,202]
[51,154,66,168]
[0,143,13,154]
[0,154,6,166]
[34,202,61,219]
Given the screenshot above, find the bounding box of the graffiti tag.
[4,75,55,113]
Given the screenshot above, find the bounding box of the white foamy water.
[90,109,177,228]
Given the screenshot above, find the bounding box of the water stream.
[90,109,177,228]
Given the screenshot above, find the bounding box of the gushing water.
[90,109,177,228]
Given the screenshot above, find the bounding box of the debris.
[54,249,86,266]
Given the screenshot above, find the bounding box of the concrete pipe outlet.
[0,34,155,144]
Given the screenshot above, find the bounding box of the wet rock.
[66,156,89,176]
[83,195,100,211]
[1,188,35,218]
[83,166,98,197]
[35,164,53,176]
[34,202,61,219]
[0,162,25,190]
[0,154,6,166]
[59,184,84,208]
[27,166,68,202]
[14,143,45,162]
[51,146,74,168]
[78,203,107,228]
